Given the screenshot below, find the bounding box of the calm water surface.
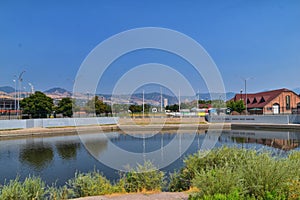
[1,129,300,186]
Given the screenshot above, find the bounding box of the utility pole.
[28,83,34,94]
[13,79,17,112]
[241,77,254,115]
[142,90,145,118]
[196,89,199,109]
[15,71,26,118]
[160,87,163,113]
[178,89,181,112]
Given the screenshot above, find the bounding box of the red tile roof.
[231,88,298,109]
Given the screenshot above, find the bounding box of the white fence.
[0,117,119,130]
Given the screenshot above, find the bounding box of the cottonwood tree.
[226,100,245,113]
[20,91,54,118]
[85,96,111,116]
[56,97,74,117]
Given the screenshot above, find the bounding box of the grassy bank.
[1,147,300,199]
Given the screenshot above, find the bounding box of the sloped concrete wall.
[0,117,119,130]
[207,115,290,124]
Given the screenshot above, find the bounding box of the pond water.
[1,129,300,186]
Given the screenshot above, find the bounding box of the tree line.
[20,91,246,118]
[20,91,112,118]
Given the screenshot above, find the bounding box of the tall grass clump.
[0,176,45,200]
[123,160,165,192]
[66,170,123,198]
[47,184,69,200]
[169,146,253,191]
[169,146,300,199]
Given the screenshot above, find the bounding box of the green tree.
[86,96,111,116]
[20,91,53,118]
[129,104,142,113]
[226,100,245,113]
[128,104,150,113]
[56,97,73,117]
[166,104,179,112]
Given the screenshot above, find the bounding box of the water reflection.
[19,141,53,171]
[0,129,300,186]
[222,130,300,150]
[56,142,80,160]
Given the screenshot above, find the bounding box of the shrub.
[192,166,242,197]
[169,147,254,191]
[66,171,122,198]
[0,177,24,200]
[187,147,300,199]
[0,176,46,200]
[46,184,70,200]
[240,152,292,198]
[123,160,165,192]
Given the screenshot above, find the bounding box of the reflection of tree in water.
[233,137,299,150]
[19,143,53,171]
[55,142,80,160]
[84,139,108,158]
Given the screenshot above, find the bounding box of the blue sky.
[1,0,300,94]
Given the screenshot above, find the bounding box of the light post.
[23,87,27,98]
[196,89,199,110]
[242,77,254,115]
[16,71,26,118]
[13,79,17,112]
[178,89,181,112]
[142,90,145,118]
[240,89,243,100]
[28,83,34,95]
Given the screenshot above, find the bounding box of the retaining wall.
[207,115,292,124]
[0,117,119,130]
[289,115,300,124]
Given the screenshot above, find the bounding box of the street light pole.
[196,89,199,109]
[142,90,145,118]
[242,77,253,115]
[28,83,34,94]
[178,89,181,112]
[17,71,26,118]
[13,79,17,112]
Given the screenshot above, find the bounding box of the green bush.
[123,160,165,192]
[169,147,254,191]
[192,166,242,197]
[47,184,69,200]
[189,189,255,200]
[66,171,123,198]
[0,176,45,200]
[240,152,292,198]
[183,147,300,199]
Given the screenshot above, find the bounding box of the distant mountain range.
[44,87,72,95]
[1,86,299,104]
[0,86,15,93]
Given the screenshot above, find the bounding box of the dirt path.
[73,192,189,200]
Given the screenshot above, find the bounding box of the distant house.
[231,88,300,115]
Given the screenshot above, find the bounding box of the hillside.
[0,86,15,93]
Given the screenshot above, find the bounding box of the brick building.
[231,88,300,114]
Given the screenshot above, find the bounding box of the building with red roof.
[231,88,300,114]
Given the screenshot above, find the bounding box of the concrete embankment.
[2,116,300,140]
[231,123,300,131]
[0,117,231,139]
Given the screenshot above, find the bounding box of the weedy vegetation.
[1,147,300,199]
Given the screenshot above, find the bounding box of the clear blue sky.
[1,0,300,94]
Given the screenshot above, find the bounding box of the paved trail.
[73,192,189,200]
